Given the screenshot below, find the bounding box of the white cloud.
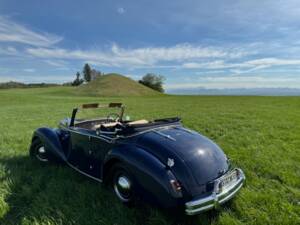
[182,60,232,69]
[25,43,247,68]
[230,58,300,74]
[0,16,62,47]
[196,70,225,74]
[245,58,300,67]
[23,68,35,72]
[24,43,300,74]
[117,7,126,14]
[44,59,68,67]
[183,57,300,74]
[230,65,269,74]
[6,46,17,54]
[0,46,19,55]
[26,46,146,67]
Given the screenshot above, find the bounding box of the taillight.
[170,179,182,192]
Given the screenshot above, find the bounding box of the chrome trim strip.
[185,168,245,215]
[66,162,103,183]
[153,130,176,141]
[118,124,181,139]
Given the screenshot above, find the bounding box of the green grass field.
[0,87,299,225]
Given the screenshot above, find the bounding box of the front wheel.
[112,163,135,204]
[30,138,49,163]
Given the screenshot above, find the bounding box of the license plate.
[219,170,238,190]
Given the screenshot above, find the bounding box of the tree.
[90,69,102,81]
[139,73,165,93]
[83,63,92,82]
[72,71,84,86]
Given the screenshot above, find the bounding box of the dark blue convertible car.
[30,103,245,215]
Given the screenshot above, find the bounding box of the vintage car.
[29,103,245,215]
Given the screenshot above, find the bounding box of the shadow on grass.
[0,155,223,225]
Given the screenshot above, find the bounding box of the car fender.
[31,127,66,162]
[103,145,183,208]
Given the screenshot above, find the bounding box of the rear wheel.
[30,138,49,163]
[112,163,135,204]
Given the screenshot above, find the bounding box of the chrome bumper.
[185,168,245,215]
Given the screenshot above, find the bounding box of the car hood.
[136,126,229,186]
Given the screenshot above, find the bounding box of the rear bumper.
[185,168,245,215]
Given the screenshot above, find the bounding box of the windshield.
[73,103,124,122]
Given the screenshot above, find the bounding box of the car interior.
[74,119,149,131]
[71,103,180,135]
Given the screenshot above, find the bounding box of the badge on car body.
[167,158,175,167]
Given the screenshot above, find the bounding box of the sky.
[0,0,300,90]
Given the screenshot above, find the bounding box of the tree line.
[0,63,166,93]
[0,81,59,89]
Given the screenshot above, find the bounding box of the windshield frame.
[70,103,125,126]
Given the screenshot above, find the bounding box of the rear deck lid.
[137,126,229,185]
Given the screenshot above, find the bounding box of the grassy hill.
[74,73,161,96]
[0,87,299,225]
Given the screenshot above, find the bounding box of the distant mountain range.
[167,87,300,96]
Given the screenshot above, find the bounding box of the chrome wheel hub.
[38,146,45,154]
[114,175,131,202]
[36,146,48,162]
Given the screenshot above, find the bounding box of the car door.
[68,127,113,179]
[67,127,91,173]
[84,135,114,179]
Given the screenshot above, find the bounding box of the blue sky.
[0,0,300,90]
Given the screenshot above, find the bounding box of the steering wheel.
[106,113,120,122]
